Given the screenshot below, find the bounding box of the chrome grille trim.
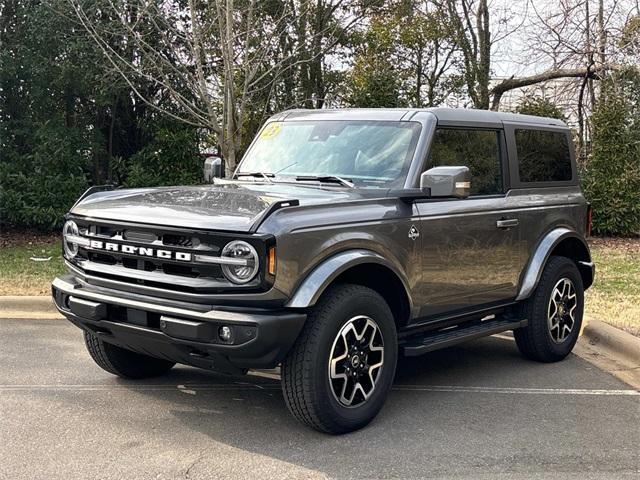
[79,228,205,250]
[194,254,250,266]
[75,259,228,289]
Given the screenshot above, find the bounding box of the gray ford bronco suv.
[52,108,594,434]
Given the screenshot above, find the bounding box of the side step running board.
[402,318,528,357]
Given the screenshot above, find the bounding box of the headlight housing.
[62,220,80,259]
[220,240,259,284]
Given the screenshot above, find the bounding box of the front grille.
[67,218,268,294]
[123,230,157,243]
[162,233,194,247]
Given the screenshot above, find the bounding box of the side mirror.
[204,156,224,182]
[420,166,471,199]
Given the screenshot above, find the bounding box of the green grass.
[0,237,638,335]
[586,239,640,335]
[0,241,65,295]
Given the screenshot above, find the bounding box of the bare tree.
[436,0,492,108]
[491,0,638,159]
[436,0,637,126]
[68,0,367,172]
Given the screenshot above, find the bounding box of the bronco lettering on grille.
[88,240,192,262]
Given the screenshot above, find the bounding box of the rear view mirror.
[204,156,224,182]
[420,166,471,199]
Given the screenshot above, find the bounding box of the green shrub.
[515,97,566,121]
[123,126,202,188]
[582,71,640,236]
[0,122,90,231]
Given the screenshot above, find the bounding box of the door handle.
[496,218,519,229]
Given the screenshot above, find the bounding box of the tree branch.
[489,65,610,110]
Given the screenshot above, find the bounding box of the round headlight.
[63,220,80,259]
[221,240,259,284]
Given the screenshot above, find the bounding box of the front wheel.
[514,256,584,362]
[281,284,397,434]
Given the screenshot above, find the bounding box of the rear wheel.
[281,284,397,434]
[514,256,584,362]
[83,331,175,379]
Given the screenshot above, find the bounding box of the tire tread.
[281,284,395,434]
[514,256,584,362]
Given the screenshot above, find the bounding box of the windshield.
[238,120,421,187]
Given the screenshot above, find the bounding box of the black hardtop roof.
[273,107,567,128]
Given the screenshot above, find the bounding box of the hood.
[71,182,369,232]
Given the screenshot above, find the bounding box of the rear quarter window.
[515,129,572,183]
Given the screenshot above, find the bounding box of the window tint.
[515,129,572,183]
[428,129,502,195]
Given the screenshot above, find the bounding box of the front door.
[414,127,523,319]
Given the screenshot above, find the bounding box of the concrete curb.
[581,319,640,367]
[0,296,62,319]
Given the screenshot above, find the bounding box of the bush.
[516,97,566,121]
[582,71,640,236]
[0,120,203,232]
[123,125,202,188]
[0,122,90,231]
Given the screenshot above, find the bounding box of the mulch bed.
[588,236,640,253]
[0,229,60,249]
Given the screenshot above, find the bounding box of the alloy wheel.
[328,315,384,407]
[547,278,578,344]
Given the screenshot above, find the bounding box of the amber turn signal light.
[267,246,277,276]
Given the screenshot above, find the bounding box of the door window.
[427,128,503,195]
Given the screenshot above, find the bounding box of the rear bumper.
[52,275,306,373]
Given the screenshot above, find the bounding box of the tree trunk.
[476,0,491,109]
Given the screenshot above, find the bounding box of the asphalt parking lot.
[1,318,638,479]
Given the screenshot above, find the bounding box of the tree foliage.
[582,71,640,236]
[345,1,462,108]
[516,97,567,121]
[2,0,639,235]
[0,0,201,231]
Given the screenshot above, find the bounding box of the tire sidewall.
[311,287,398,431]
[534,259,585,357]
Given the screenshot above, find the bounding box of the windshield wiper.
[295,175,354,188]
[235,171,275,183]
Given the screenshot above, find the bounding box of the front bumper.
[52,275,306,373]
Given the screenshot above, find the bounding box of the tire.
[83,331,175,379]
[281,284,398,434]
[514,256,584,363]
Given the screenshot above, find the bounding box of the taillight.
[586,204,593,237]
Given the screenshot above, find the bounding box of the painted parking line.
[1,383,638,396]
[393,385,640,396]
